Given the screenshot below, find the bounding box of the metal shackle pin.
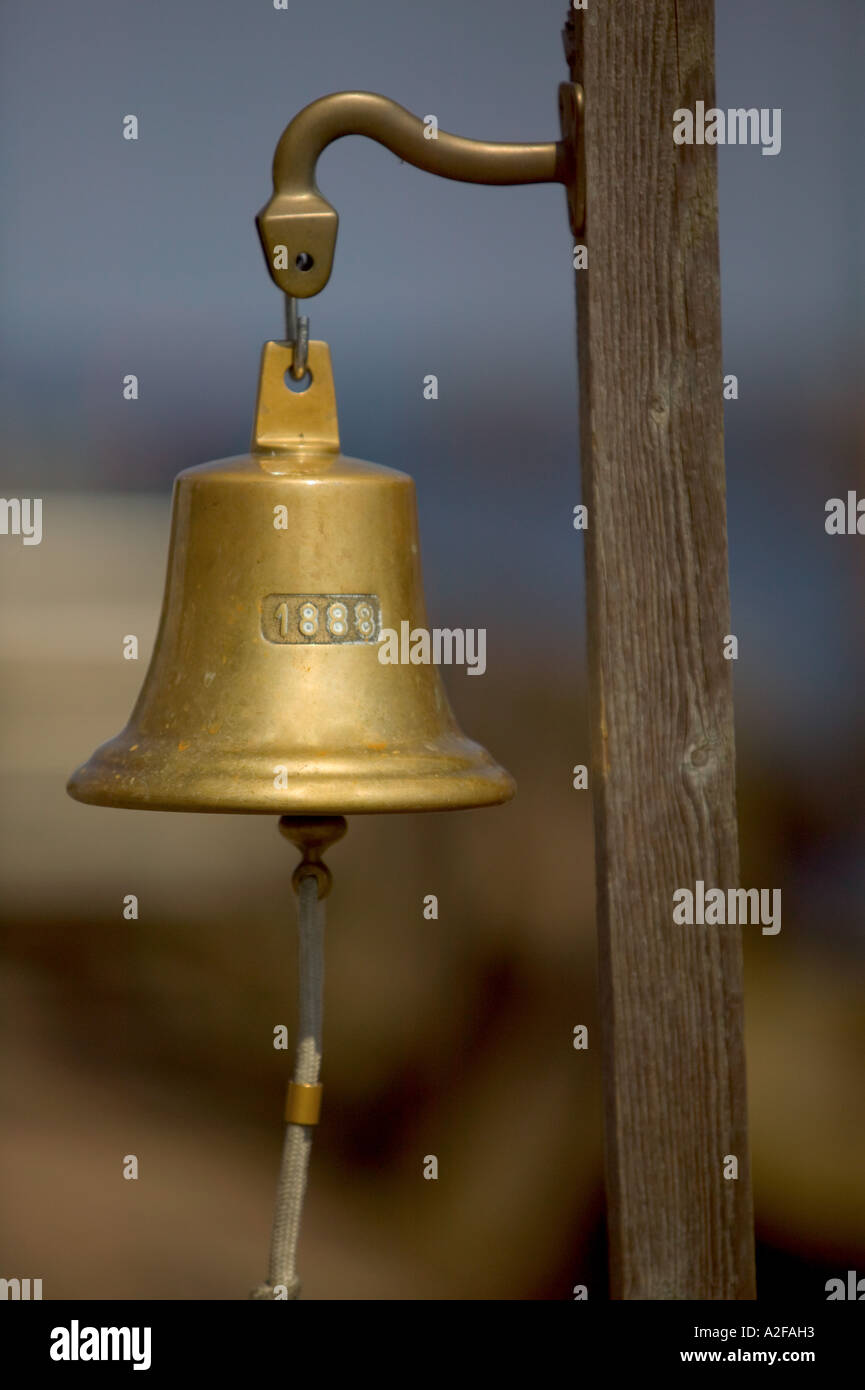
[283,295,310,379]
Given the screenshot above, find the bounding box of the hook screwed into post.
[257,87,583,298]
[279,815,347,897]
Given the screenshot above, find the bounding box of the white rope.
[251,872,324,1301]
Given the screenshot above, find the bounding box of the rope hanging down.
[251,815,346,1302]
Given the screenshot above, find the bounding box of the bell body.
[67,342,514,814]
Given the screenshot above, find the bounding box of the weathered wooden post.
[565,2,756,1298]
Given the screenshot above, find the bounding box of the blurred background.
[1,0,863,1299]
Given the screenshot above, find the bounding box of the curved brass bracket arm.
[257,86,584,298]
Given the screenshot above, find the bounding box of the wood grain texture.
[564,1,756,1298]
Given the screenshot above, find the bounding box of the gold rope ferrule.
[285,1081,323,1126]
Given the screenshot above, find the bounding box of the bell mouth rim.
[66,796,515,816]
[66,782,516,816]
[66,748,516,816]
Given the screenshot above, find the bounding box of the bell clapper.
[251,816,347,1300]
[279,814,347,898]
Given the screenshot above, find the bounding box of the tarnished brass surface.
[257,87,582,297]
[67,343,515,815]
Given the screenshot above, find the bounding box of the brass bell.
[62,82,574,1299]
[67,338,514,814]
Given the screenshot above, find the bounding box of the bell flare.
[66,447,515,816]
[66,735,514,816]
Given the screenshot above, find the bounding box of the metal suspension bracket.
[257,85,585,300]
